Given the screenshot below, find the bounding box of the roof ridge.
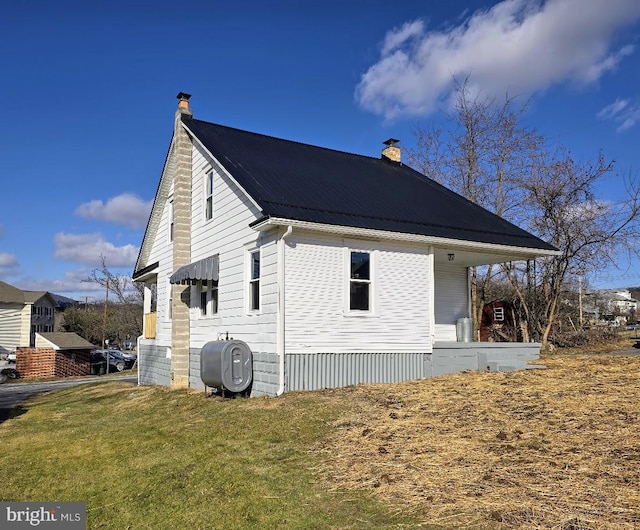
[185,116,380,161]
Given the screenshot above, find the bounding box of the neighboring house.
[0,280,57,352]
[16,332,97,379]
[608,290,638,314]
[584,289,638,325]
[133,93,558,396]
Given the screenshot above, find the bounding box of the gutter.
[276,225,293,395]
[252,217,560,259]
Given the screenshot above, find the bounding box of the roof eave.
[132,261,160,282]
[251,216,561,260]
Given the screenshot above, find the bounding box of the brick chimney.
[171,92,193,389]
[176,92,193,118]
[382,138,401,163]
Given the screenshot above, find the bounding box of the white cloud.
[75,193,152,230]
[597,98,630,120]
[17,270,105,296]
[0,253,19,278]
[356,0,640,119]
[598,97,640,131]
[0,253,18,268]
[54,232,139,267]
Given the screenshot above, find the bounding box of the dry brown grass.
[315,354,640,529]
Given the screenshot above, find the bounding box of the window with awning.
[169,255,219,285]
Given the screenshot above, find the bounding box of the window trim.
[204,170,214,221]
[345,248,375,315]
[247,248,261,313]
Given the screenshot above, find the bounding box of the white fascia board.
[132,268,159,283]
[252,217,560,259]
[135,135,176,273]
[181,122,262,212]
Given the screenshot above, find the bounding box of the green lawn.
[0,382,422,530]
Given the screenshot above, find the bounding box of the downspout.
[276,225,293,395]
[428,246,435,349]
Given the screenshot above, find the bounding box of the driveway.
[0,374,137,424]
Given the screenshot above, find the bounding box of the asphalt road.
[0,374,138,423]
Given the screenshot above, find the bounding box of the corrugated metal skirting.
[286,352,425,391]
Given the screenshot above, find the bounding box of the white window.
[349,251,371,311]
[205,171,214,221]
[248,250,260,311]
[493,307,505,322]
[198,281,219,317]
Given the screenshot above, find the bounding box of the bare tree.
[84,256,143,344]
[510,152,640,344]
[408,78,545,334]
[87,256,142,305]
[408,78,640,347]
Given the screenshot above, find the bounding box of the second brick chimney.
[381,138,401,163]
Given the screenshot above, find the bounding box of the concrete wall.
[138,342,172,386]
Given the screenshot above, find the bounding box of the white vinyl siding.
[145,170,175,346]
[285,231,432,353]
[189,143,278,356]
[0,304,25,351]
[434,264,469,342]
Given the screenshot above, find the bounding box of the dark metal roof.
[170,255,219,285]
[183,117,556,251]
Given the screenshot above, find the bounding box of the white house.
[0,280,57,353]
[133,93,558,396]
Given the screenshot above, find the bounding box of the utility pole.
[102,278,109,374]
[578,275,583,329]
[102,278,109,349]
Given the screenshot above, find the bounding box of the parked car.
[107,349,137,369]
[7,352,16,363]
[0,367,18,383]
[90,349,125,373]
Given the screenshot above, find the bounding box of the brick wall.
[15,347,91,379]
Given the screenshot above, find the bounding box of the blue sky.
[1,0,640,300]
